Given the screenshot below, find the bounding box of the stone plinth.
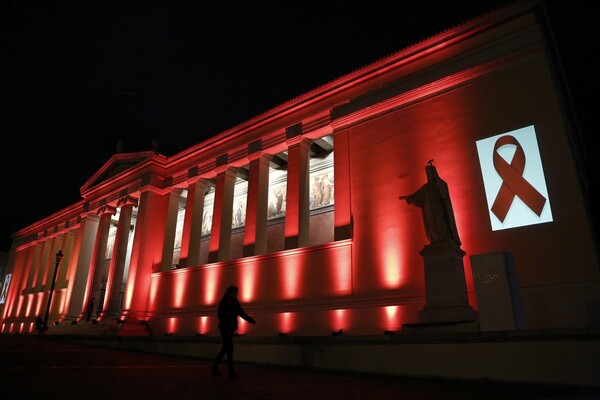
[417,241,478,325]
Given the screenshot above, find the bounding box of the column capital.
[286,136,311,149]
[247,152,272,164]
[168,187,183,197]
[81,211,100,223]
[215,165,237,177]
[117,195,139,208]
[97,205,117,216]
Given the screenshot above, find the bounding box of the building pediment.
[80,151,156,194]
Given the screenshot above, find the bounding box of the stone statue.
[399,161,461,245]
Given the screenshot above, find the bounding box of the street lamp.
[40,250,63,331]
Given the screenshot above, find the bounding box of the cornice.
[331,43,545,130]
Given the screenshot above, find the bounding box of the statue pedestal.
[403,241,478,333]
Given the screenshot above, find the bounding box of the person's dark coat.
[217,293,255,333]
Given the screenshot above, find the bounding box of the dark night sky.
[2,0,598,253]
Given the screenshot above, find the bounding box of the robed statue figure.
[399,161,461,245]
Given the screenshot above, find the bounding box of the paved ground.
[1,335,599,400]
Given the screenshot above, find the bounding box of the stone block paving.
[1,335,599,400]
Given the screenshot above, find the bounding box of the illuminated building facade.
[1,1,598,340]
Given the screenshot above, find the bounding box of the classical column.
[65,212,100,320]
[33,240,53,292]
[17,246,35,297]
[39,236,64,322]
[243,151,271,257]
[57,231,76,286]
[284,133,311,250]
[37,236,64,293]
[180,178,208,268]
[104,196,138,317]
[332,127,353,240]
[48,232,73,320]
[160,188,182,272]
[86,205,116,312]
[208,163,237,263]
[122,188,164,321]
[23,243,42,294]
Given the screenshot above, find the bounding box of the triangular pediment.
[80,151,156,193]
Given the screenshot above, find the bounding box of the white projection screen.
[476,125,553,231]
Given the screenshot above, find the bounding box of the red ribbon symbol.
[490,135,546,222]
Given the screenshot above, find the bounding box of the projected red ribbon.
[490,135,546,222]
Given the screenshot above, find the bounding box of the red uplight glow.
[383,305,402,331]
[278,311,295,334]
[330,246,352,295]
[20,295,29,318]
[379,234,404,289]
[239,261,258,302]
[197,315,209,334]
[281,256,302,300]
[149,275,161,310]
[58,290,68,315]
[237,318,248,335]
[34,292,44,317]
[203,266,221,304]
[168,317,178,334]
[331,308,348,332]
[173,271,188,308]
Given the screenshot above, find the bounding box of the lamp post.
[40,250,63,331]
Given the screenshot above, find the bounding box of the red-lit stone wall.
[2,2,599,336]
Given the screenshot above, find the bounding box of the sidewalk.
[1,335,599,400]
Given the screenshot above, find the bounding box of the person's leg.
[212,346,225,374]
[222,332,237,377]
[211,331,229,375]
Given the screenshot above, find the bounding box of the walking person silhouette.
[211,285,256,378]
